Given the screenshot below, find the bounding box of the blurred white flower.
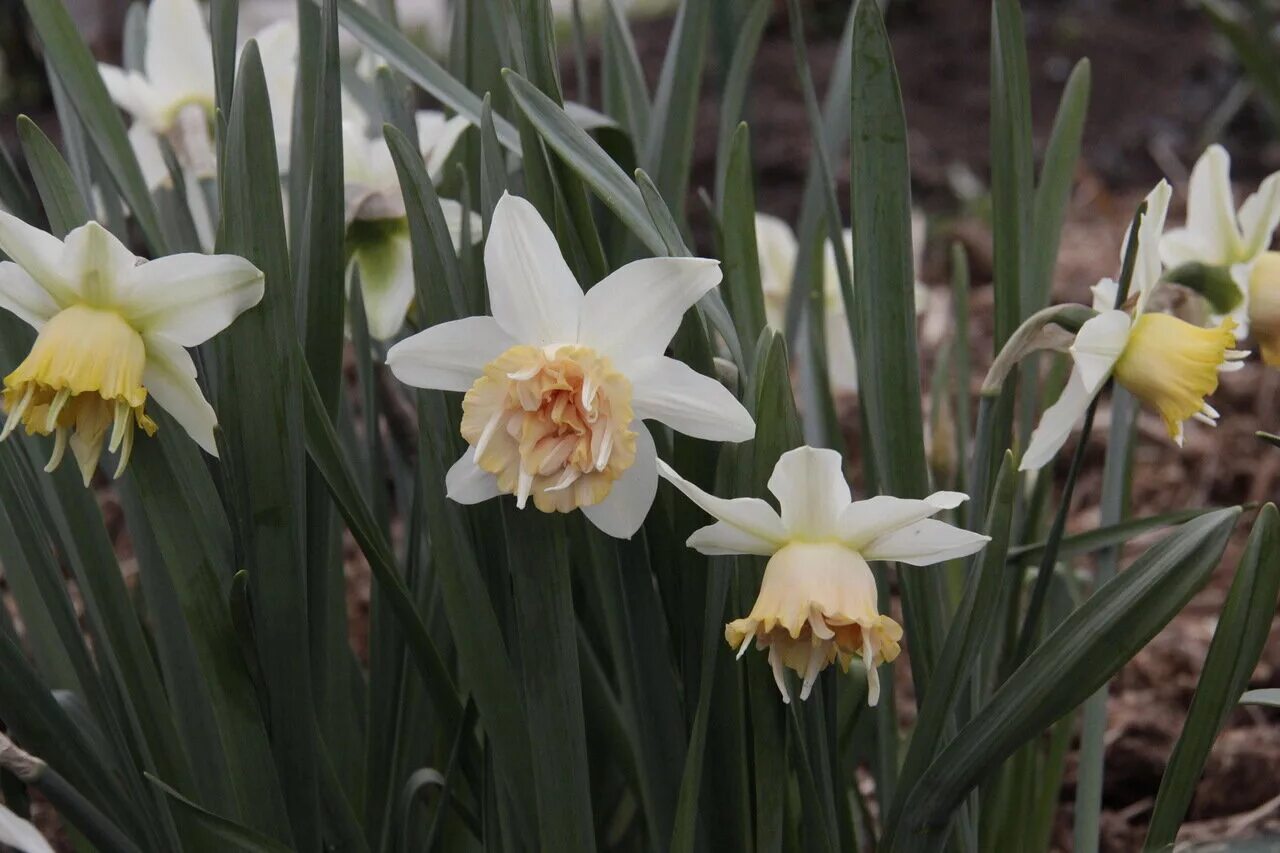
[755,211,928,393]
[387,193,755,539]
[1160,145,1280,366]
[99,0,216,182]
[659,446,987,704]
[1022,180,1247,471]
[0,215,263,483]
[342,113,476,340]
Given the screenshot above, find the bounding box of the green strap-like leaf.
[891,507,1241,851]
[1146,505,1280,847]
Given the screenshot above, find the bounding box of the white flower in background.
[0,214,263,484]
[342,113,475,340]
[387,193,755,538]
[1159,145,1280,366]
[755,212,928,393]
[1022,181,1247,471]
[99,0,217,183]
[658,446,988,704]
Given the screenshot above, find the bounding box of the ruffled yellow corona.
[3,306,157,482]
[1112,314,1238,441]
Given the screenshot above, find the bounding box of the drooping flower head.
[659,447,989,704]
[1160,145,1280,361]
[1022,180,1248,471]
[0,214,263,484]
[388,192,756,538]
[342,115,477,341]
[754,212,928,393]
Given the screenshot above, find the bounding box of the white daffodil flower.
[1022,180,1248,472]
[99,0,217,182]
[342,114,476,340]
[387,192,756,539]
[755,212,928,393]
[0,214,264,484]
[658,446,988,704]
[1159,145,1280,366]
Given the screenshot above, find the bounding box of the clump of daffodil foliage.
[0,0,1272,851]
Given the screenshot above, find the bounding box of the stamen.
[474,410,504,460]
[113,420,135,479]
[45,388,71,433]
[2,384,35,439]
[108,400,130,453]
[863,635,880,707]
[44,427,67,473]
[515,468,534,509]
[769,646,791,705]
[799,643,825,701]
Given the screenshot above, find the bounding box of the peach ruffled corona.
[461,344,637,512]
[725,543,902,704]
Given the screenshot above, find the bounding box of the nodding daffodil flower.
[1159,146,1280,366]
[657,446,989,704]
[99,0,217,182]
[342,115,476,340]
[755,212,928,393]
[1022,180,1248,472]
[0,214,264,484]
[386,192,756,539]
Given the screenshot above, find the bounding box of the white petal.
[437,199,482,250]
[445,448,502,504]
[754,213,799,309]
[484,193,582,345]
[61,221,139,305]
[861,518,989,566]
[0,262,60,329]
[420,113,471,183]
[349,235,414,341]
[656,457,787,555]
[97,65,161,126]
[386,315,516,392]
[0,801,54,853]
[582,422,657,539]
[142,335,218,456]
[1131,180,1172,314]
[1070,309,1130,393]
[1090,277,1119,312]
[145,0,215,113]
[824,309,860,393]
[687,521,781,557]
[628,356,755,442]
[838,491,969,551]
[0,210,78,307]
[1179,145,1241,266]
[578,257,723,366]
[1019,365,1096,472]
[1238,172,1280,259]
[767,446,850,540]
[120,253,264,346]
[128,123,171,192]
